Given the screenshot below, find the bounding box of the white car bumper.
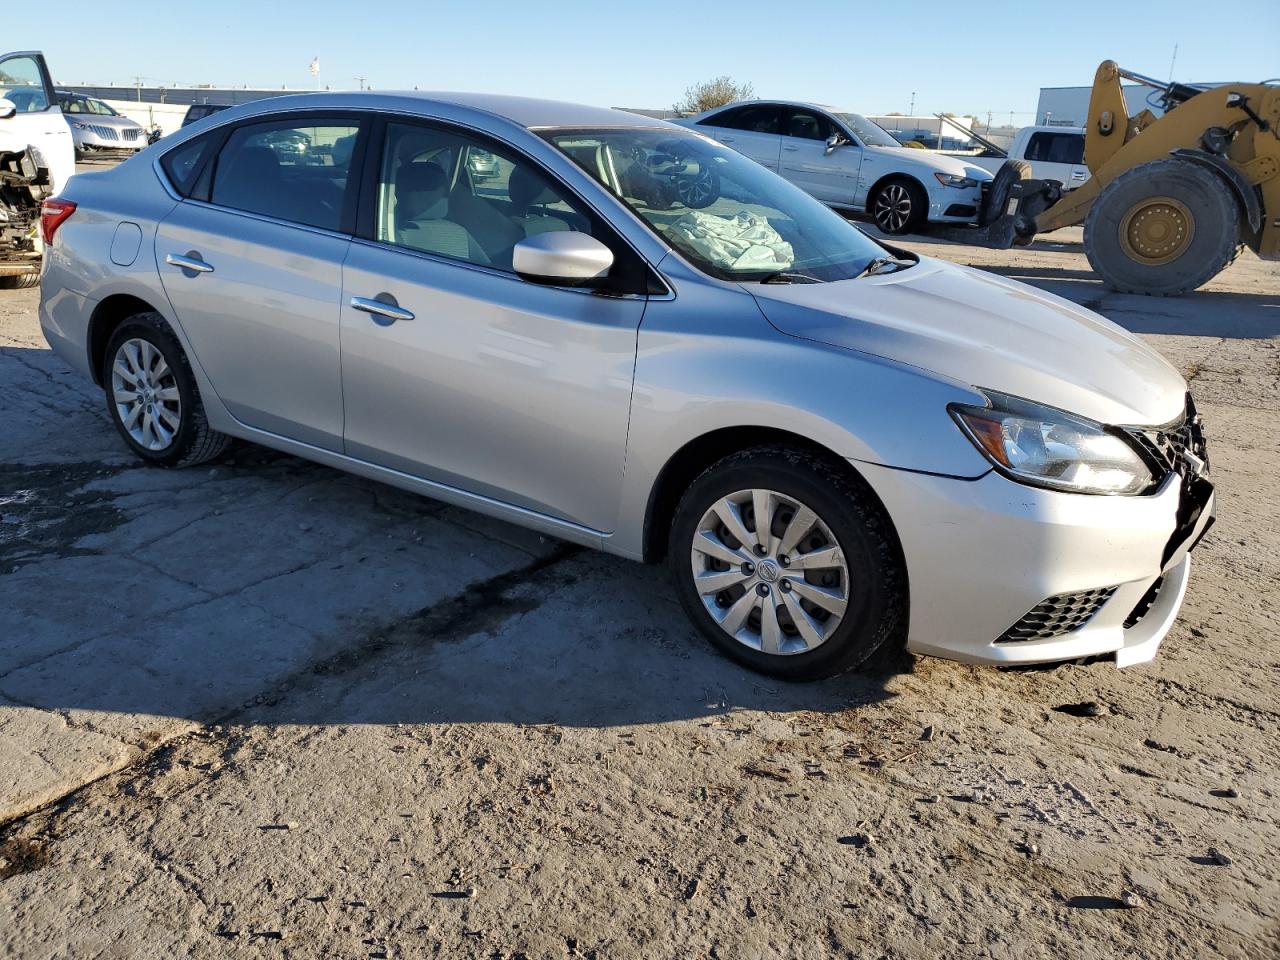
[856,460,1214,666]
[925,183,984,223]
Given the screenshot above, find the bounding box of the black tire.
[869,177,928,235]
[103,311,233,467]
[669,447,907,681]
[979,158,1031,227]
[1083,159,1240,296]
[0,273,39,290]
[676,162,721,209]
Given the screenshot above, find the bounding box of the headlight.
[933,173,978,188]
[71,122,89,130]
[950,390,1155,495]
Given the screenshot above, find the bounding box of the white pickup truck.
[951,126,1089,191]
[0,50,76,288]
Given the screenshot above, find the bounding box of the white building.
[1035,82,1221,127]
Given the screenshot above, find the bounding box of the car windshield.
[543,127,889,282]
[831,113,900,148]
[85,98,119,116]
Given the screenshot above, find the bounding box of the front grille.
[121,128,141,141]
[1123,577,1165,629]
[996,587,1117,643]
[86,124,119,141]
[1126,393,1210,480]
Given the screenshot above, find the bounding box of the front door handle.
[782,145,799,152]
[350,295,415,323]
[718,135,736,143]
[165,252,214,274]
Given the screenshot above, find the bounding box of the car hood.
[71,114,141,130]
[863,145,991,181]
[749,257,1187,427]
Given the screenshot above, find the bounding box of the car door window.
[780,108,832,142]
[1025,132,1085,165]
[0,56,50,112]
[375,121,598,272]
[702,104,780,135]
[209,119,360,231]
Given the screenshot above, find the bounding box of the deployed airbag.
[666,210,794,271]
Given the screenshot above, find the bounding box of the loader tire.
[0,272,39,290]
[1083,159,1240,296]
[979,159,1031,226]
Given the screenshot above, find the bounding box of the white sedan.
[675,100,991,234]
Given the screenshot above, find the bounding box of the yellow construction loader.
[975,61,1279,295]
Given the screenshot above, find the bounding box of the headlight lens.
[950,390,1154,495]
[933,172,978,188]
[72,122,89,130]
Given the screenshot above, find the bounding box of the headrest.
[398,162,448,221]
[227,146,281,182]
[509,165,558,214]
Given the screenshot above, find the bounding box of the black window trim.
[699,103,782,136]
[353,112,665,298]
[158,109,371,237]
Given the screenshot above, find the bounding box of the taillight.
[40,198,77,246]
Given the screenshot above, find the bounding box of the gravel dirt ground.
[0,225,1277,960]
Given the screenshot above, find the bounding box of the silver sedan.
[56,92,148,158]
[37,92,1214,679]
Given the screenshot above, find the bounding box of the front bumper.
[926,184,985,223]
[856,459,1214,667]
[70,128,146,154]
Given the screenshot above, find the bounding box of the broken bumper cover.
[855,459,1214,667]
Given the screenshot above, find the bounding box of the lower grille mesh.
[997,587,1117,643]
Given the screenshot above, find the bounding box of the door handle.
[782,145,799,151]
[165,252,213,274]
[718,136,736,143]
[350,295,415,323]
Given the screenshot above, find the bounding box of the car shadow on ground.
[0,345,911,735]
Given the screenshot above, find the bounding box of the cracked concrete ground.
[0,228,1277,959]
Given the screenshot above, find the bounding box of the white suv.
[675,100,991,235]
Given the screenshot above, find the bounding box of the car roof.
[693,99,849,118]
[220,91,671,131]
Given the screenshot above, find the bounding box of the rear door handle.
[350,295,415,323]
[165,252,214,274]
[718,135,736,143]
[782,145,799,152]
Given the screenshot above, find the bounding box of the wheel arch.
[87,293,161,385]
[864,171,927,215]
[641,425,901,565]
[1169,148,1263,235]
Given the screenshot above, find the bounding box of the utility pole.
[132,76,143,102]
[909,91,916,115]
[986,110,992,133]
[353,76,367,91]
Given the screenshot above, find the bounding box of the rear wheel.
[1083,159,1240,295]
[104,312,232,467]
[670,447,906,681]
[869,178,927,235]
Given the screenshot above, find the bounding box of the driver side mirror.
[824,133,848,156]
[513,232,614,286]
[0,99,17,120]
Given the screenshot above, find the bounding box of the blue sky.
[41,0,1280,119]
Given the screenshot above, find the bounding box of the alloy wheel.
[689,488,850,656]
[110,337,181,451]
[873,183,913,233]
[677,165,717,207]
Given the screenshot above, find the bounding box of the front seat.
[788,114,820,140]
[395,163,490,264]
[508,166,573,237]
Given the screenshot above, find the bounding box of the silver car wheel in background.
[690,488,850,656]
[111,338,181,452]
[874,182,913,233]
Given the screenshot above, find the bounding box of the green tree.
[674,76,754,115]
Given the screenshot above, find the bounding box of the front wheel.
[670,447,906,681]
[675,162,721,209]
[104,312,232,467]
[869,178,927,235]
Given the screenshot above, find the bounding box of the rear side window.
[1025,132,1085,165]
[209,119,361,231]
[160,134,216,196]
[701,105,779,135]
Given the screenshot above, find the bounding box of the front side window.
[375,121,595,272]
[86,98,119,117]
[0,56,49,112]
[545,128,888,282]
[209,119,360,231]
[703,104,779,135]
[781,108,833,142]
